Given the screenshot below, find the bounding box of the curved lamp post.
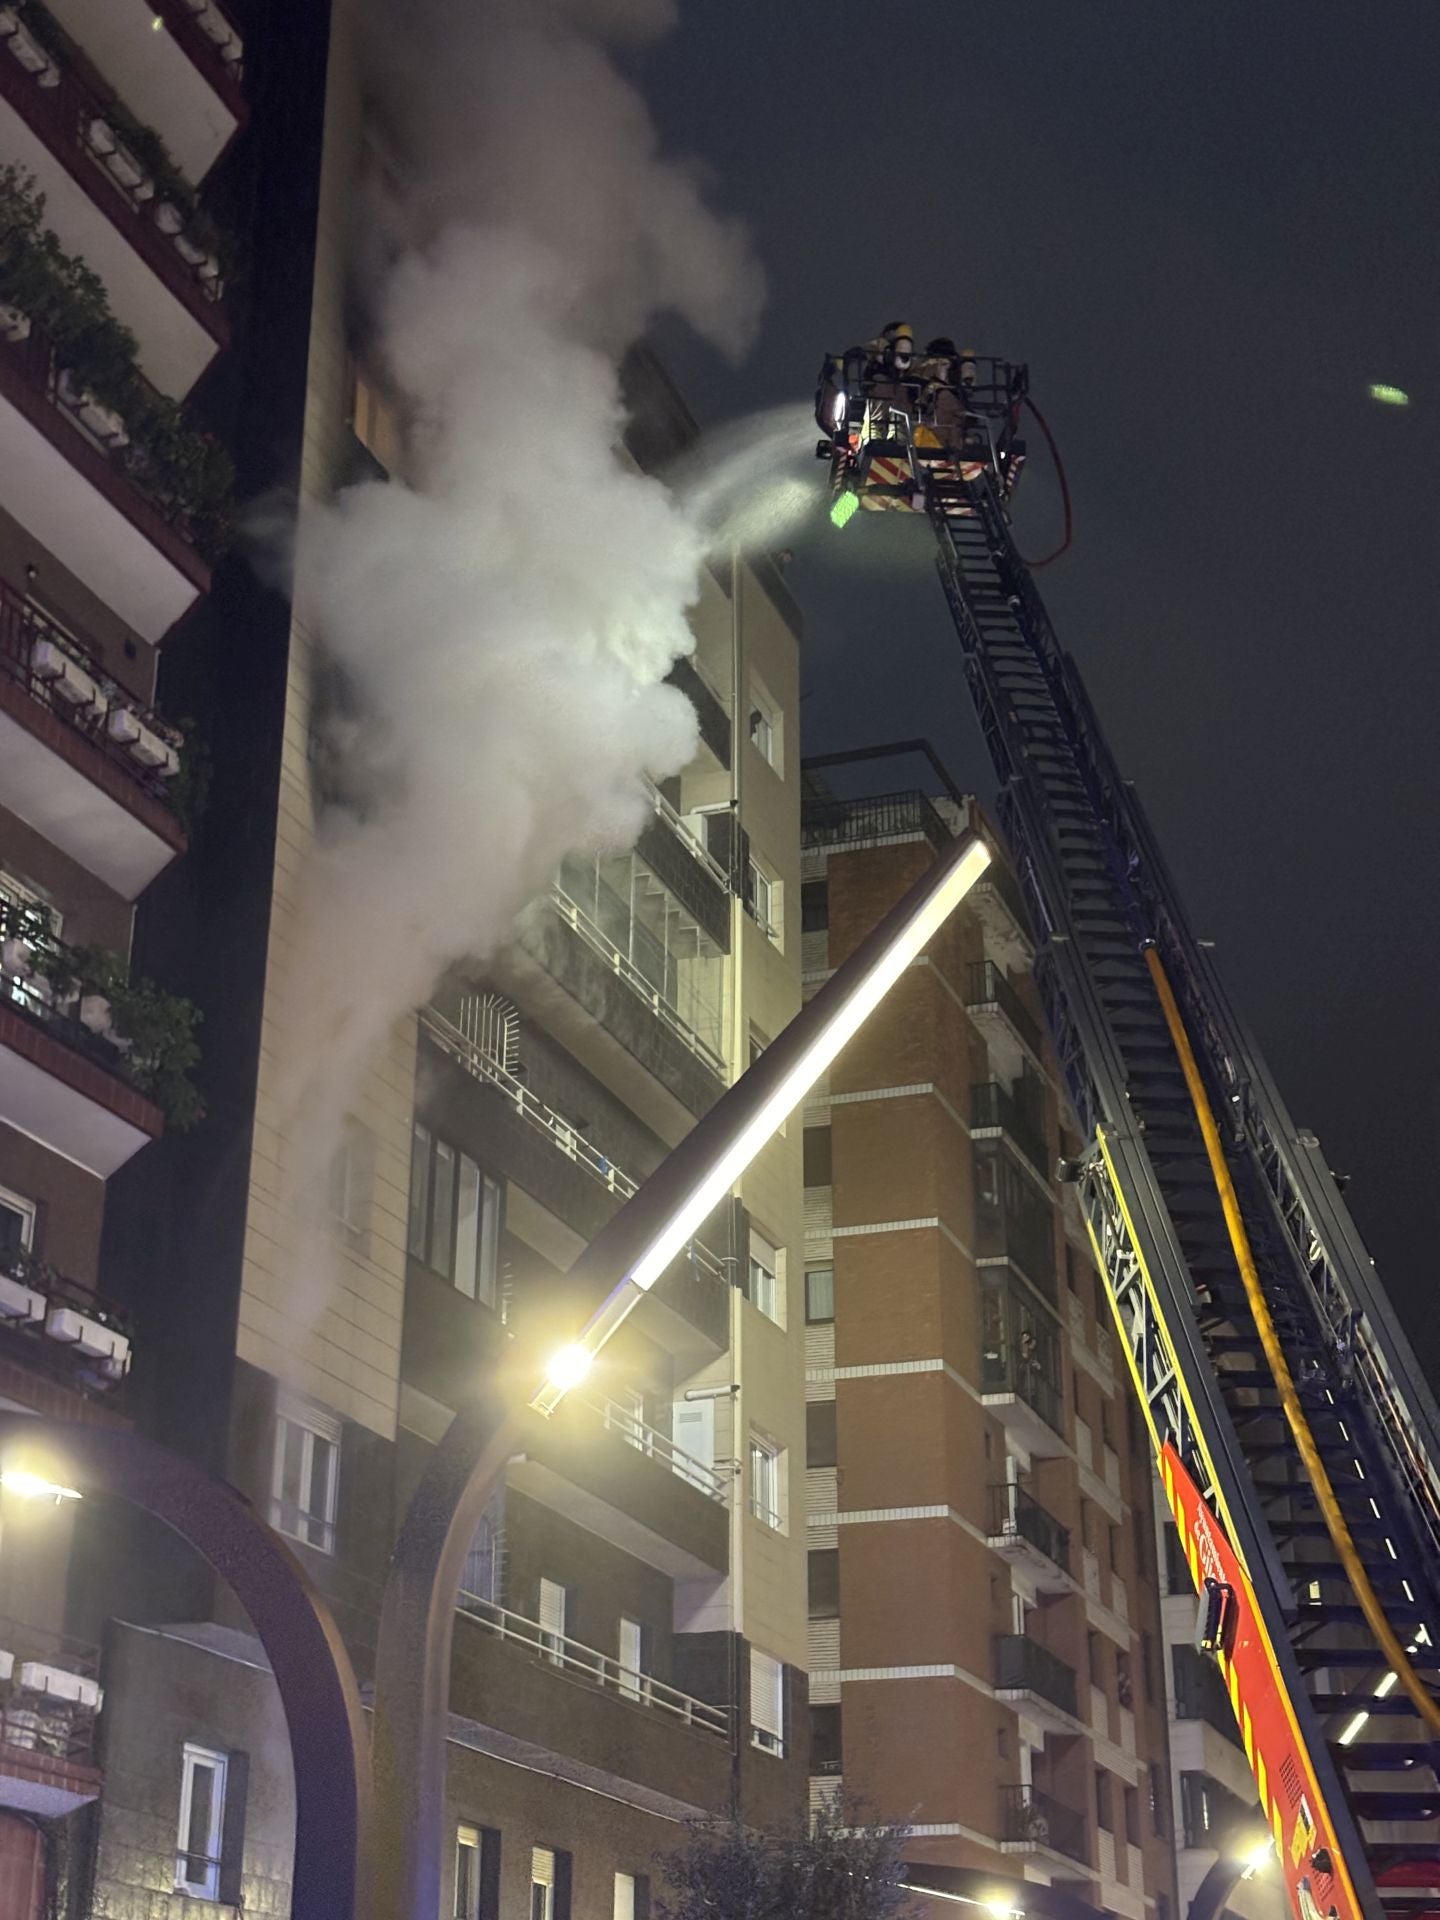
[370,830,992,1920]
[0,1417,371,1920]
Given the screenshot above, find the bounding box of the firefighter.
[920,336,967,448]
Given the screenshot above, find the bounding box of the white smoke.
[274,0,768,1229]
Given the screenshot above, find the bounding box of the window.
[1149,1762,1169,1837]
[349,361,403,472]
[271,1397,339,1553]
[1065,1243,1077,1292]
[538,1578,567,1665]
[1087,1630,1102,1686]
[329,1118,375,1245]
[803,1126,833,1186]
[805,1266,835,1324]
[801,879,828,932]
[1124,1785,1140,1846]
[0,1183,36,1260]
[531,1848,559,1920]
[746,1228,784,1325]
[808,1548,839,1618]
[748,1432,785,1530]
[618,1616,648,1702]
[811,1701,842,1774]
[1116,1648,1133,1709]
[806,1400,837,1469]
[1141,1629,1156,1702]
[614,1873,649,1920]
[747,859,782,945]
[749,1648,785,1755]
[455,1825,499,1920]
[408,1123,501,1306]
[1095,1768,1113,1832]
[748,679,782,773]
[176,1743,227,1898]
[1109,1524,1120,1573]
[461,1501,503,1606]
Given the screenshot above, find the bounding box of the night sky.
[642,4,1440,1372]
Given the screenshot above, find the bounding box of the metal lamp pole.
[369,830,993,1920]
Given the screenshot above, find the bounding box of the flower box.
[172,230,209,268]
[153,199,185,236]
[45,1303,126,1363]
[78,993,112,1034]
[5,22,57,84]
[0,8,19,37]
[0,300,29,343]
[85,117,117,158]
[103,141,154,200]
[57,371,131,451]
[0,1272,45,1324]
[16,1663,102,1711]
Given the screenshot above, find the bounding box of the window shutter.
[750,1650,784,1740]
[538,1579,566,1640]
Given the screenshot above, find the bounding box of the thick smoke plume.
[276,0,768,1219]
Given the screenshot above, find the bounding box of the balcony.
[994,1633,1081,1731]
[506,1390,729,1581]
[999,1783,1088,1866]
[0,903,201,1174]
[986,1484,1071,1592]
[0,14,228,396]
[0,576,186,896]
[0,323,212,642]
[802,787,952,855]
[975,1147,1057,1302]
[0,1615,102,1815]
[636,782,731,950]
[0,1245,130,1390]
[1172,1646,1243,1748]
[966,959,1044,1080]
[980,1282,1066,1456]
[666,654,730,770]
[971,856,1034,973]
[45,0,246,183]
[971,1080,1048,1177]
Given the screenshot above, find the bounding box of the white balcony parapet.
[456,1594,729,1737]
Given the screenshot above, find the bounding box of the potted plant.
[56,369,130,449]
[0,299,29,342]
[84,117,117,158]
[78,992,112,1034]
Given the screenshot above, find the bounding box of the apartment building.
[0,0,242,1906]
[799,760,1179,1920]
[0,0,812,1911]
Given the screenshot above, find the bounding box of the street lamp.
[370,829,992,1920]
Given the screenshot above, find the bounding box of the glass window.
[0,1183,36,1261]
[801,879,828,932]
[806,1400,837,1469]
[175,1743,227,1898]
[456,1826,481,1920]
[618,1616,647,1701]
[329,1119,374,1241]
[531,1848,556,1920]
[805,1267,835,1324]
[409,1127,502,1304]
[270,1397,340,1554]
[461,1502,503,1607]
[748,679,782,773]
[408,1122,431,1257]
[749,1649,785,1755]
[803,1126,833,1186]
[432,1141,456,1279]
[746,1229,783,1325]
[748,1433,784,1531]
[538,1578,567,1665]
[811,1701,842,1773]
[808,1548,840,1617]
[454,1154,482,1299]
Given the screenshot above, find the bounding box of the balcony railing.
[986,1484,1069,1572]
[0,19,226,314]
[802,788,952,854]
[966,960,1043,1060]
[419,1003,729,1289]
[581,1393,729,1503]
[0,1245,131,1387]
[150,0,245,93]
[1000,1783,1086,1862]
[0,1616,102,1766]
[971,1081,1048,1175]
[548,883,726,1078]
[646,780,731,893]
[456,1594,728,1738]
[1172,1646,1243,1747]
[0,320,223,559]
[993,1633,1078,1718]
[0,574,184,805]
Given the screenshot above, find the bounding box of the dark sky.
[642,3,1440,1373]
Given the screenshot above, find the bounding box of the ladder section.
[927,473,1440,1914]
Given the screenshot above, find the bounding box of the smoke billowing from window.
[274,0,765,1244]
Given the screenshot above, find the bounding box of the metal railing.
[986,1483,1069,1572]
[981,1343,1065,1438]
[993,1633,1078,1717]
[455,1595,728,1737]
[0,1616,102,1766]
[971,1081,1048,1175]
[548,885,727,1078]
[0,573,183,808]
[418,1005,729,1289]
[0,25,224,309]
[1171,1646,1243,1748]
[1000,1784,1086,1862]
[580,1393,729,1502]
[802,788,952,854]
[0,1244,131,1388]
[0,898,159,1102]
[965,960,1044,1060]
[645,781,731,892]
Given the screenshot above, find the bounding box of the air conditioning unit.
[0,1273,45,1324]
[44,1306,129,1372]
[33,641,99,712]
[16,1663,102,1711]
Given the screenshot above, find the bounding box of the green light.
[830,490,860,529]
[1369,383,1410,406]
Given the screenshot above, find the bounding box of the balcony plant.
[0,166,233,554]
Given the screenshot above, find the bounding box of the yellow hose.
[1144,945,1440,1738]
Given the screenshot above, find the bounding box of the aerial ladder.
[815,345,1440,1920]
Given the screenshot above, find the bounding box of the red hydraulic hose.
[1014,393,1073,568]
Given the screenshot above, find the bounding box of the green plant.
[0,167,234,555]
